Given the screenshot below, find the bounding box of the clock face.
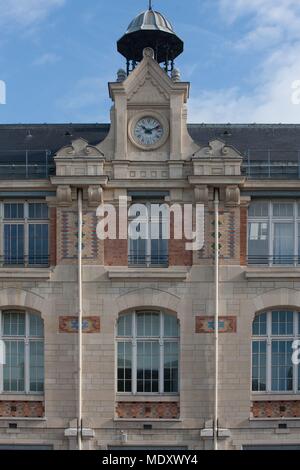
[134,117,164,147]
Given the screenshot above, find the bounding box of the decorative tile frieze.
[0,401,44,418]
[59,316,100,333]
[116,402,180,420]
[195,316,237,333]
[252,401,300,419]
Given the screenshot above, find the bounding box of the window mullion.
[132,313,137,395]
[266,311,272,392]
[24,203,29,267]
[293,311,298,393]
[0,310,3,394]
[294,202,298,266]
[159,312,164,394]
[269,202,273,266]
[25,313,30,394]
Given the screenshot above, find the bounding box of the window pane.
[4,224,24,265]
[28,224,49,265]
[137,341,159,393]
[273,203,294,218]
[117,342,132,392]
[137,312,160,337]
[249,202,269,217]
[273,223,294,265]
[248,222,269,264]
[252,313,267,336]
[164,341,179,393]
[28,203,48,219]
[3,341,25,392]
[272,311,294,336]
[129,237,147,265]
[117,314,132,337]
[252,341,267,391]
[29,341,44,392]
[4,203,24,219]
[3,312,25,336]
[29,314,44,337]
[271,341,293,391]
[164,314,179,337]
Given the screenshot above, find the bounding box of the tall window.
[0,201,49,267]
[128,200,168,267]
[248,201,300,266]
[252,310,300,393]
[117,311,179,394]
[0,311,44,393]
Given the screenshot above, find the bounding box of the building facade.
[0,7,300,450]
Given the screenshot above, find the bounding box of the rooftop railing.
[0,150,55,179]
[241,150,300,179]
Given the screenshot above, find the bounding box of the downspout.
[213,188,220,451]
[77,189,83,450]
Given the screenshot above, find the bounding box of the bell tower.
[98,4,199,163]
[117,3,184,75]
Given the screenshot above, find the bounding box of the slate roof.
[1,123,300,164]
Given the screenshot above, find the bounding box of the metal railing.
[0,150,54,179]
[242,150,300,179]
[247,255,300,266]
[128,253,169,268]
[0,255,50,268]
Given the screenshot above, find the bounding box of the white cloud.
[33,52,61,66]
[189,0,300,123]
[0,0,65,27]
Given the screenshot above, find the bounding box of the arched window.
[117,311,179,394]
[252,310,300,393]
[0,310,44,394]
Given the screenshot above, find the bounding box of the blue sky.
[1,0,300,123]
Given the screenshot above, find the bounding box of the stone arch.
[0,288,50,319]
[246,288,300,323]
[115,287,180,315]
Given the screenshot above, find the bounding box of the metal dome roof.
[117,9,184,64]
[126,9,175,35]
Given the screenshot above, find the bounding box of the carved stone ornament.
[57,185,72,206]
[88,185,103,206]
[194,139,242,159]
[194,186,209,204]
[143,47,155,59]
[225,186,240,206]
[56,138,104,158]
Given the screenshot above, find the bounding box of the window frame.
[252,310,300,394]
[0,200,50,267]
[248,200,300,266]
[128,200,169,268]
[116,310,180,396]
[0,310,44,395]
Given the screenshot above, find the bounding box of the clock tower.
[98,6,199,165]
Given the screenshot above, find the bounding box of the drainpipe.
[77,189,83,450]
[214,188,220,451]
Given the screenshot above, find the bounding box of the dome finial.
[149,0,152,10]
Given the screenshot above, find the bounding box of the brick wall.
[252,401,300,418]
[240,207,247,266]
[169,213,192,266]
[49,208,57,266]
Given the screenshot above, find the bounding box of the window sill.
[107,267,188,281]
[245,267,300,279]
[0,394,44,401]
[116,395,180,402]
[252,394,300,401]
[0,267,52,280]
